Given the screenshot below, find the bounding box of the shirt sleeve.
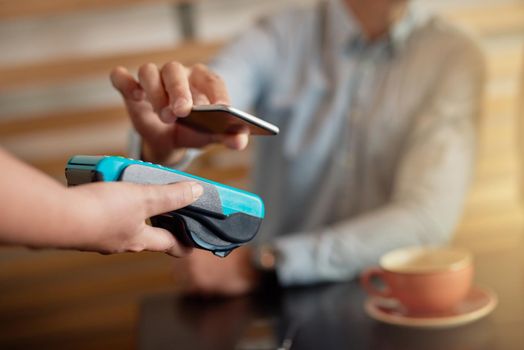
[272,42,486,286]
[209,16,281,110]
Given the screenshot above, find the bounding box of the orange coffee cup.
[360,246,473,314]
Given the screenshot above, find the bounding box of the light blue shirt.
[208,0,485,286]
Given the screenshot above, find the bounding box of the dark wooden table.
[138,244,524,350]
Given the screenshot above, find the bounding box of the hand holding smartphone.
[178,105,279,136]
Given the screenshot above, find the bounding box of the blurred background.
[0,0,523,348]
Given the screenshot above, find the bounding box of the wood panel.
[442,2,524,36]
[0,106,126,138]
[0,0,192,20]
[0,41,223,90]
[519,48,524,202]
[486,45,523,81]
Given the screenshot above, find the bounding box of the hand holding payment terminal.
[65,155,264,257]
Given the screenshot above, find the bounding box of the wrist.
[141,141,187,166]
[21,186,94,250]
[59,186,104,250]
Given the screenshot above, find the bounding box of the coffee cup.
[360,246,473,314]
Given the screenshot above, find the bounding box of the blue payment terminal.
[65,155,264,257]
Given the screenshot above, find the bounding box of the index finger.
[161,61,193,118]
[189,64,230,105]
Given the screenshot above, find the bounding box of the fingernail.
[190,182,204,199]
[132,89,145,101]
[172,98,189,116]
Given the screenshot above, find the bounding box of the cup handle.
[360,267,393,298]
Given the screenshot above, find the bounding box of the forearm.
[0,149,81,248]
[209,16,281,110]
[273,200,459,286]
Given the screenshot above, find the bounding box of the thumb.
[138,225,193,257]
[139,181,203,217]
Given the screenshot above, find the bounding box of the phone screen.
[177,105,279,136]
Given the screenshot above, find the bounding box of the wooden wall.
[0,0,523,348]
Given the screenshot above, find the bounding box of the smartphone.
[177,104,279,136]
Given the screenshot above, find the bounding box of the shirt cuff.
[127,130,201,170]
[172,148,202,170]
[273,233,323,286]
[127,130,142,159]
[272,228,363,286]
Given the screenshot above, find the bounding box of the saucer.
[364,285,498,329]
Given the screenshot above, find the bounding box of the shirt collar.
[326,0,421,56]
